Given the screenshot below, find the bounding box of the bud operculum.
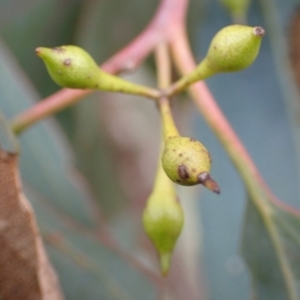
[143,194,184,276]
[161,136,220,193]
[36,46,101,89]
[143,159,184,276]
[204,25,265,73]
[166,25,265,97]
[36,45,160,98]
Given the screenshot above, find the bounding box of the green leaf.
[25,186,156,300]
[242,195,300,300]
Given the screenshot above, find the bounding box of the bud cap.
[36,45,101,89]
[143,182,184,276]
[205,25,265,73]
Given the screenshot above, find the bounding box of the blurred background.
[0,0,300,299]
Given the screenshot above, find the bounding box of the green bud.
[166,25,265,97]
[162,136,220,193]
[143,163,184,276]
[36,45,159,98]
[36,46,101,89]
[205,25,265,73]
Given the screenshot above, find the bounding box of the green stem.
[159,97,180,141]
[154,42,180,141]
[165,58,215,97]
[98,72,160,99]
[151,147,177,197]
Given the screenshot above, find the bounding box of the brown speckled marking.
[192,168,196,173]
[64,58,71,66]
[190,138,196,142]
[178,164,190,180]
[53,47,64,52]
[179,153,183,157]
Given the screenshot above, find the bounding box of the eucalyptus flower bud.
[205,25,265,73]
[143,162,184,276]
[36,46,101,89]
[166,25,265,96]
[162,136,220,193]
[36,45,159,98]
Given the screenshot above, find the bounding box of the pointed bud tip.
[35,47,50,58]
[159,252,171,277]
[253,26,265,37]
[198,172,221,194]
[35,47,41,56]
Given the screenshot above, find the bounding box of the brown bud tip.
[35,47,41,55]
[253,26,265,37]
[197,172,220,194]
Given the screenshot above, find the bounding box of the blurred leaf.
[71,0,160,215]
[75,0,158,60]
[258,0,300,183]
[0,0,84,98]
[196,1,300,299]
[26,185,157,300]
[241,2,300,298]
[0,112,63,300]
[0,25,159,300]
[242,195,300,300]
